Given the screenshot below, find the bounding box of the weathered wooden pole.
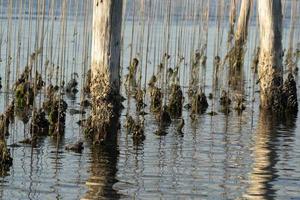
[235,0,252,45]
[90,0,123,143]
[228,0,252,75]
[257,0,283,110]
[228,0,237,43]
[257,0,298,112]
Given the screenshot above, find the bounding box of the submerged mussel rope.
[0,136,13,172]
[148,75,162,113]
[124,114,145,145]
[168,84,183,117]
[188,50,209,116]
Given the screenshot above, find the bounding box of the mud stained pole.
[258,0,283,109]
[91,0,123,143]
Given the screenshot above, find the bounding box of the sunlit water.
[1,90,300,200]
[1,2,300,200]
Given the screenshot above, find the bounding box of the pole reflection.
[244,111,297,200]
[82,128,120,200]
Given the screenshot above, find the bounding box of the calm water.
[1,2,300,200]
[1,91,300,200]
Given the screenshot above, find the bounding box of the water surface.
[0,1,300,199]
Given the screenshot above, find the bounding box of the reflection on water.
[83,143,120,200]
[82,118,120,200]
[0,91,300,200]
[113,109,255,199]
[244,111,297,200]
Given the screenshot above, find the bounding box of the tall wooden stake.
[91,0,123,142]
[258,0,283,109]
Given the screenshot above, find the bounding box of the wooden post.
[258,0,283,109]
[228,0,252,75]
[235,0,252,45]
[91,0,123,90]
[228,0,237,43]
[90,0,123,142]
